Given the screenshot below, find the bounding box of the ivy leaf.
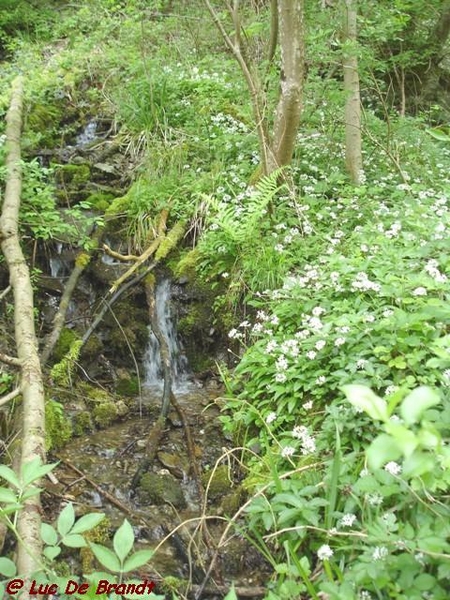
[113,519,134,563]
[342,385,389,422]
[400,386,440,425]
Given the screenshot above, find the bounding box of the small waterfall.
[143,279,191,393]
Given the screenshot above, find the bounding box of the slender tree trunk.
[343,0,363,184]
[269,0,304,171]
[0,76,46,586]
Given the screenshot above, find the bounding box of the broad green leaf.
[113,519,134,562]
[400,386,440,425]
[43,546,61,560]
[384,423,418,457]
[57,502,75,537]
[0,465,20,489]
[0,487,18,504]
[90,542,121,573]
[21,459,58,487]
[122,550,154,573]
[417,424,441,449]
[40,523,58,546]
[0,557,16,577]
[61,533,87,548]
[366,434,401,470]
[71,512,105,534]
[414,573,436,591]
[403,451,435,478]
[342,385,388,422]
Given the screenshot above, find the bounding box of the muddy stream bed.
[44,387,268,598]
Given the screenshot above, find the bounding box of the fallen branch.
[0,352,22,367]
[0,285,11,300]
[0,386,21,407]
[102,243,139,262]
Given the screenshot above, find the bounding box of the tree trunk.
[343,0,363,184]
[269,0,304,171]
[0,76,46,587]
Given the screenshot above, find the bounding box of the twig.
[59,458,133,516]
[0,352,22,367]
[102,243,140,262]
[0,285,11,300]
[0,386,21,407]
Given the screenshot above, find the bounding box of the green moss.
[80,517,110,574]
[55,163,91,186]
[54,327,78,362]
[220,485,246,516]
[92,402,118,427]
[73,410,94,436]
[116,376,139,397]
[85,191,115,212]
[105,194,130,216]
[51,339,83,387]
[139,472,186,508]
[161,577,183,594]
[81,334,103,359]
[45,399,72,450]
[155,221,186,260]
[75,252,91,268]
[201,465,232,501]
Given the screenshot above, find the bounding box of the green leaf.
[71,512,105,534]
[113,519,134,563]
[61,534,87,548]
[414,573,436,591]
[342,384,389,421]
[57,502,76,537]
[43,546,61,560]
[21,458,58,487]
[384,422,418,457]
[400,386,441,425]
[41,523,58,546]
[122,550,154,573]
[0,557,16,577]
[223,584,238,600]
[90,542,122,573]
[403,451,435,477]
[366,434,402,470]
[0,465,20,489]
[0,487,18,504]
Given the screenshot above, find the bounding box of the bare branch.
[0,285,11,300]
[0,351,22,367]
[0,386,21,407]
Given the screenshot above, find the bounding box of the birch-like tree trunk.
[0,76,46,586]
[343,0,363,184]
[269,0,304,171]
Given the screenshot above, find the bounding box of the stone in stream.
[157,451,189,479]
[138,471,187,509]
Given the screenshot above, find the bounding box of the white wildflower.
[303,400,313,410]
[334,337,346,347]
[412,286,427,296]
[384,461,402,475]
[281,446,295,458]
[275,372,287,383]
[340,513,357,527]
[315,340,326,351]
[306,350,317,360]
[315,375,326,385]
[266,412,277,424]
[317,544,333,560]
[372,546,388,561]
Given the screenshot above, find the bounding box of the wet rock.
[201,465,232,501]
[157,451,188,479]
[138,472,187,509]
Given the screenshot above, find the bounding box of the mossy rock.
[55,163,91,187]
[79,383,112,406]
[80,334,103,360]
[80,517,111,574]
[201,465,232,501]
[53,327,79,362]
[220,485,246,516]
[92,400,129,428]
[138,472,186,509]
[45,399,73,450]
[116,375,140,397]
[73,410,94,436]
[85,191,115,212]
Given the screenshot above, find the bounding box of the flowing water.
[143,279,192,393]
